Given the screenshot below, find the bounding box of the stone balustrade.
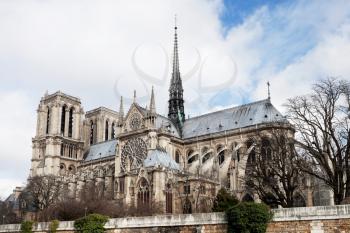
[1,205,350,232]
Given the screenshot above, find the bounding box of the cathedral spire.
[118,96,124,126]
[150,86,156,114]
[168,19,185,133]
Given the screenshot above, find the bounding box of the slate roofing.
[84,139,117,162]
[144,149,180,170]
[182,99,288,139]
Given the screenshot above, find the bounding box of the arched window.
[46,107,51,134]
[90,121,94,145]
[105,120,109,141]
[217,145,225,165]
[175,151,180,164]
[261,138,272,160]
[165,183,173,213]
[246,139,256,165]
[111,122,115,139]
[68,108,74,138]
[187,149,198,164]
[183,198,192,214]
[61,105,66,135]
[137,178,150,208]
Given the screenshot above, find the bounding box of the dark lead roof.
[182,99,288,139]
[84,139,117,162]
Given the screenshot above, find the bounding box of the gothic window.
[165,183,173,213]
[111,122,115,139]
[121,137,147,172]
[68,108,73,138]
[129,113,141,131]
[188,155,198,164]
[119,177,125,194]
[90,121,94,145]
[184,183,190,195]
[137,178,150,208]
[105,120,109,141]
[61,105,66,135]
[246,139,256,166]
[217,145,225,165]
[261,138,272,160]
[183,198,192,214]
[175,151,180,164]
[46,107,50,134]
[202,147,211,164]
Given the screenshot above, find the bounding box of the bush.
[74,214,109,233]
[49,220,59,233]
[20,221,34,233]
[226,202,273,233]
[212,188,239,212]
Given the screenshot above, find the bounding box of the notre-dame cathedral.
[28,25,323,214]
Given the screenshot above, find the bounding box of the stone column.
[73,110,81,140]
[96,177,105,199]
[51,104,59,135]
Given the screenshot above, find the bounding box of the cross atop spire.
[267,81,271,100]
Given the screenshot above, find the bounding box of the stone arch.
[201,146,212,164]
[242,193,254,202]
[187,149,199,165]
[216,144,226,166]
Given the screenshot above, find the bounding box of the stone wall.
[1,205,350,233]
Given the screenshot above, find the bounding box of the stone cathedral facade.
[29,26,316,214]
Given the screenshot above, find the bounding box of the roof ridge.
[186,99,270,121]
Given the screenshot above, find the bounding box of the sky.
[1,0,350,198]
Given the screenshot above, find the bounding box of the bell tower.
[30,91,85,177]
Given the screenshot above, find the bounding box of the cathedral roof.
[84,139,117,162]
[182,99,288,139]
[144,149,180,170]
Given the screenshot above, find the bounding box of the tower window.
[61,105,66,135]
[105,120,109,141]
[90,121,94,145]
[46,107,50,134]
[68,108,73,137]
[111,122,115,139]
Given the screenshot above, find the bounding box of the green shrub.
[212,188,239,212]
[20,221,34,233]
[74,214,109,233]
[226,202,273,233]
[49,220,59,233]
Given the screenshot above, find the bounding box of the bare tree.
[245,129,305,208]
[285,77,350,204]
[20,175,63,211]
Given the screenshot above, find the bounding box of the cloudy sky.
[1,0,350,198]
